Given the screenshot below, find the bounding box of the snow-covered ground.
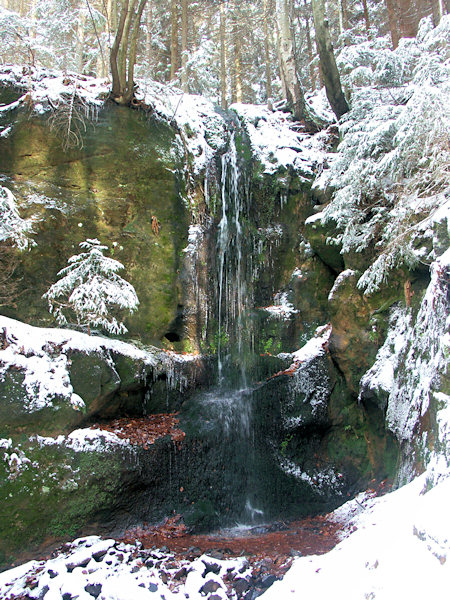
[0,468,448,599]
[261,470,450,600]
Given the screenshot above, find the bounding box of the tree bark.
[361,0,370,33]
[338,0,348,34]
[170,0,179,81]
[110,0,130,97]
[276,0,312,126]
[304,0,316,90]
[263,0,273,100]
[110,0,148,104]
[181,0,189,92]
[311,0,349,120]
[76,10,86,74]
[219,1,227,108]
[385,0,400,48]
[230,1,242,103]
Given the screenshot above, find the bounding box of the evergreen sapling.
[43,238,139,335]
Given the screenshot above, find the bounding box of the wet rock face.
[327,270,375,395]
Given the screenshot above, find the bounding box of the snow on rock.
[182,224,204,256]
[36,428,131,454]
[261,292,298,319]
[290,323,332,365]
[0,538,251,600]
[0,315,201,417]
[231,102,330,178]
[359,251,449,476]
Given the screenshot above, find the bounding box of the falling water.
[206,131,264,523]
[216,133,247,385]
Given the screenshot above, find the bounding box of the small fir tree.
[43,238,139,335]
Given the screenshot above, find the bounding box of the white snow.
[0,539,251,600]
[290,324,332,364]
[232,102,328,177]
[259,472,450,600]
[262,292,298,319]
[0,315,201,416]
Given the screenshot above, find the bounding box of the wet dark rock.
[38,585,49,599]
[47,569,58,579]
[200,579,221,594]
[84,583,102,598]
[159,571,169,584]
[92,548,108,561]
[234,578,251,596]
[203,561,221,575]
[62,594,73,600]
[207,550,225,560]
[260,574,278,588]
[188,546,202,558]
[66,556,91,571]
[174,566,188,580]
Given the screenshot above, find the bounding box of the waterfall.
[216,132,248,385]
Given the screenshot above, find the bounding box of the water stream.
[192,130,265,525]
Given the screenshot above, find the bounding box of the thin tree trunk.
[181,0,189,92]
[146,1,152,69]
[119,0,138,88]
[111,0,130,97]
[385,0,400,48]
[230,1,242,103]
[338,0,348,33]
[276,0,312,126]
[263,0,273,100]
[125,0,147,99]
[29,0,37,39]
[311,0,349,119]
[219,1,227,108]
[362,0,370,33]
[170,0,179,80]
[304,0,316,90]
[76,10,86,74]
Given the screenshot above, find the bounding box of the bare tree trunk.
[338,0,348,33]
[181,0,189,92]
[170,0,179,81]
[29,0,37,39]
[276,0,313,126]
[111,0,130,97]
[263,0,273,100]
[146,1,152,69]
[230,1,242,103]
[385,0,400,47]
[219,1,227,108]
[118,0,138,86]
[76,9,86,74]
[126,0,146,95]
[362,0,371,33]
[110,0,148,104]
[304,0,316,90]
[311,0,349,119]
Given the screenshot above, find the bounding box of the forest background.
[1,0,448,115]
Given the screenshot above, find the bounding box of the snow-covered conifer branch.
[43,238,139,335]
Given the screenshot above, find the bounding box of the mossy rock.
[328,271,377,394]
[0,433,135,567]
[0,105,189,345]
[304,215,344,273]
[0,368,79,436]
